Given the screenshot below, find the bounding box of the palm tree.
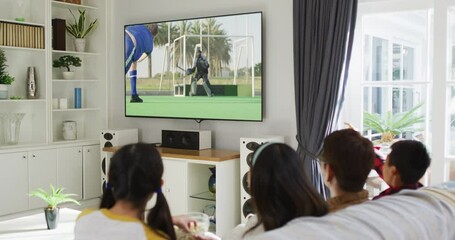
[153,18,233,76]
[189,19,231,77]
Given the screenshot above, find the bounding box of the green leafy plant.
[66,9,98,39]
[0,48,15,85]
[29,185,80,209]
[363,103,425,143]
[52,55,82,72]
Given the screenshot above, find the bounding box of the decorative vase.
[26,66,37,99]
[62,121,77,140]
[0,84,8,100]
[0,113,25,145]
[62,71,75,80]
[208,167,216,195]
[44,207,59,230]
[74,38,86,52]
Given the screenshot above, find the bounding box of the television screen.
[124,12,263,121]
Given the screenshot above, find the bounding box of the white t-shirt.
[224,214,264,239]
[74,209,167,240]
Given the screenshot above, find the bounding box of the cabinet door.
[83,145,101,199]
[0,152,28,215]
[28,149,58,209]
[162,158,187,215]
[57,147,83,201]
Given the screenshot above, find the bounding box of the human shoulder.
[142,223,169,240]
[76,208,96,221]
[225,214,263,239]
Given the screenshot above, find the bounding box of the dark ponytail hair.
[99,143,176,239]
[247,143,328,233]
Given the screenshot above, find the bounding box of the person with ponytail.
[225,143,328,239]
[75,143,191,239]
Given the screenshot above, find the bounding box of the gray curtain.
[293,0,358,198]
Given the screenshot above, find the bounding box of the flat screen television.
[124,12,263,121]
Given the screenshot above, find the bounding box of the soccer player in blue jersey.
[125,24,158,103]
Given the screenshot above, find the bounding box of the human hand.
[173,215,196,233]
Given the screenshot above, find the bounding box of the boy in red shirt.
[373,140,431,200]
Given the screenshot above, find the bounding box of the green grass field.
[125,95,262,120]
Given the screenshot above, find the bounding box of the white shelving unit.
[0,0,107,215]
[50,0,107,143]
[0,0,108,148]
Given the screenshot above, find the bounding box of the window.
[342,0,455,184]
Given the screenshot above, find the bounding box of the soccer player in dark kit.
[188,49,214,97]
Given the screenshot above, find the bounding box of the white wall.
[109,0,296,150]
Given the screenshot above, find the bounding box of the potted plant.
[363,103,425,144]
[52,55,81,80]
[0,48,15,99]
[66,9,98,52]
[29,185,80,230]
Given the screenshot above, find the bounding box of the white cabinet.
[162,159,188,215]
[0,0,108,148]
[57,145,101,201]
[57,146,83,201]
[160,148,240,237]
[28,149,58,209]
[0,152,28,215]
[82,144,101,199]
[0,143,100,216]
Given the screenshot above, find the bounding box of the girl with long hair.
[227,143,328,239]
[75,143,176,239]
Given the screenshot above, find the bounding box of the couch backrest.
[250,185,455,240]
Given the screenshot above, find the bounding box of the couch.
[249,182,455,240]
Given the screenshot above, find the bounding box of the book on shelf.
[0,21,44,49]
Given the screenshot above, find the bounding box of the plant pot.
[62,72,75,80]
[0,84,8,99]
[74,38,86,52]
[44,207,59,230]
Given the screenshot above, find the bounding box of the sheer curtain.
[293,0,358,197]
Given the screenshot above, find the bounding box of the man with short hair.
[319,129,376,212]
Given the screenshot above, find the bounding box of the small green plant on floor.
[29,185,80,209]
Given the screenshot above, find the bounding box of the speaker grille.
[242,198,253,217]
[240,136,284,223]
[162,130,201,150]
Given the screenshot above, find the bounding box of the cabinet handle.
[32,154,36,158]
[22,155,27,159]
[87,149,90,153]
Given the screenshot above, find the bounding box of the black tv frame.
[123,11,264,122]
